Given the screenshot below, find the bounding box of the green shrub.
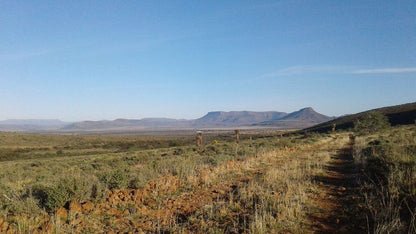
[354,111,390,135]
[100,169,129,189]
[31,175,104,211]
[0,188,44,216]
[354,127,416,232]
[128,176,147,190]
[32,182,73,211]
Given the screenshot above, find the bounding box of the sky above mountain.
[0,0,415,121]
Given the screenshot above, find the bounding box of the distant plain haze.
[0,1,415,121]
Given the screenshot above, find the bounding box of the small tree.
[354,111,390,134]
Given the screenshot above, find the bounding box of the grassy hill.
[304,102,416,132]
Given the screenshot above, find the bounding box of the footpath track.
[309,137,367,233]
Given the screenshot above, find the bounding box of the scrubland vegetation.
[0,118,414,233]
[0,130,329,233]
[353,125,416,233]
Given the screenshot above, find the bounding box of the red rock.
[82,201,95,214]
[107,208,121,216]
[220,209,227,216]
[70,218,83,226]
[144,198,157,208]
[108,195,118,205]
[135,198,142,205]
[42,221,54,233]
[0,221,9,231]
[69,201,82,214]
[92,209,102,215]
[123,209,130,216]
[226,160,236,168]
[76,226,83,232]
[56,207,68,219]
[130,219,142,228]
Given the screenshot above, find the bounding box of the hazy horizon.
[1,1,415,121]
[0,106,319,122]
[1,102,414,122]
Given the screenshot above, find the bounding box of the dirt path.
[310,138,367,233]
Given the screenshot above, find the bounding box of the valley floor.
[0,126,415,233]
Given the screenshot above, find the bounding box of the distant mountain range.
[193,111,289,127]
[0,119,69,131]
[0,107,333,132]
[4,102,413,133]
[62,118,190,130]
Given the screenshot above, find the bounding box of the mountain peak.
[298,107,314,112]
[280,107,331,123]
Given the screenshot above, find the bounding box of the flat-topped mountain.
[0,107,333,132]
[193,111,288,127]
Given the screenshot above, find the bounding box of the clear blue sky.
[1,0,415,121]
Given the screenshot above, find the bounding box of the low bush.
[354,111,390,135]
[31,175,104,211]
[100,169,129,190]
[32,182,73,211]
[354,126,416,233]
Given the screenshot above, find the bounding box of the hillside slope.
[305,102,416,132]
